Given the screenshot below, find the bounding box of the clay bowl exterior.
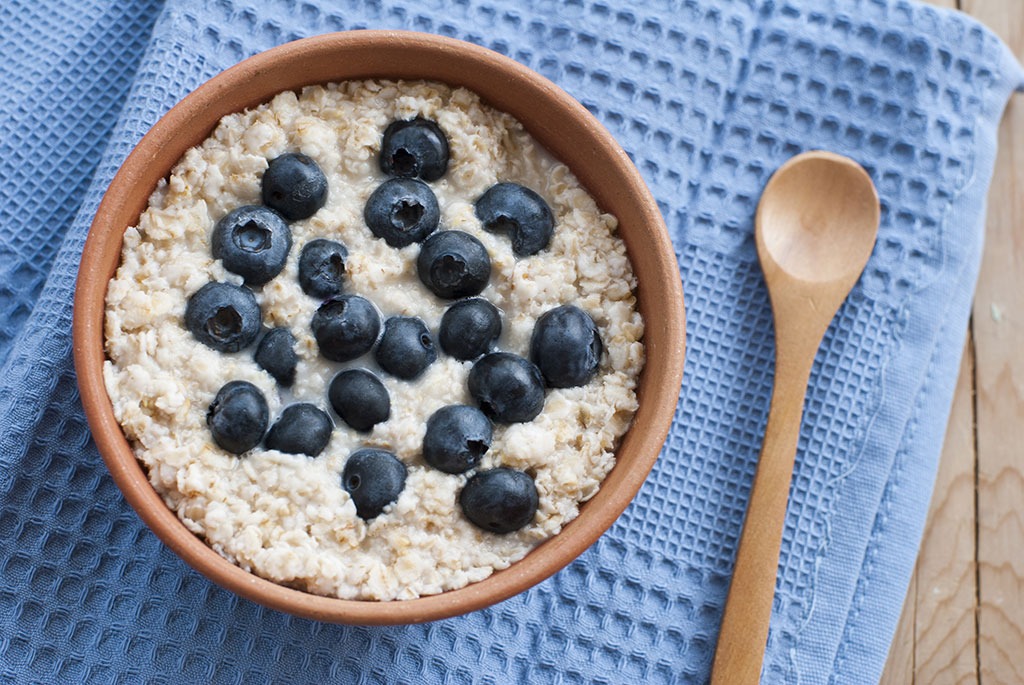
[73,30,686,625]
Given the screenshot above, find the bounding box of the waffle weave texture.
[1,0,1021,683]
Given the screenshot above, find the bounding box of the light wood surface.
[712,154,879,684]
[880,1,1023,683]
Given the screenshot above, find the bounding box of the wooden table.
[879,1,1023,683]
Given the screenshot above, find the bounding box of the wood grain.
[914,341,978,685]
[961,2,1024,682]
[882,0,1024,682]
[880,341,977,685]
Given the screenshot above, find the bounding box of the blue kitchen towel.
[1,0,1020,682]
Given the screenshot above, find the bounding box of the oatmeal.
[103,80,644,601]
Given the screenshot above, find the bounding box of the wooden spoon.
[710,151,880,684]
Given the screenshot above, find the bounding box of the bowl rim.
[72,29,685,625]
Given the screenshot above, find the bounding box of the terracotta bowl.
[73,30,685,625]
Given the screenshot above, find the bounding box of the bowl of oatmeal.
[73,31,685,624]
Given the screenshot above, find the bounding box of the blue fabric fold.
[2,0,1020,682]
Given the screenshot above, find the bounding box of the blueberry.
[185,282,262,352]
[422,405,492,474]
[342,448,407,520]
[328,369,390,432]
[261,153,328,221]
[529,305,603,388]
[374,316,436,380]
[310,295,381,362]
[416,230,491,299]
[438,297,502,361]
[211,205,291,285]
[298,238,348,299]
[254,327,298,387]
[380,118,450,181]
[459,468,538,534]
[265,403,333,457]
[475,182,554,257]
[467,352,545,423]
[206,381,269,454]
[364,178,440,248]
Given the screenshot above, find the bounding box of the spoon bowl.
[758,151,880,286]
[711,150,879,684]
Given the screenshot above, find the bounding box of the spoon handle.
[710,332,822,685]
